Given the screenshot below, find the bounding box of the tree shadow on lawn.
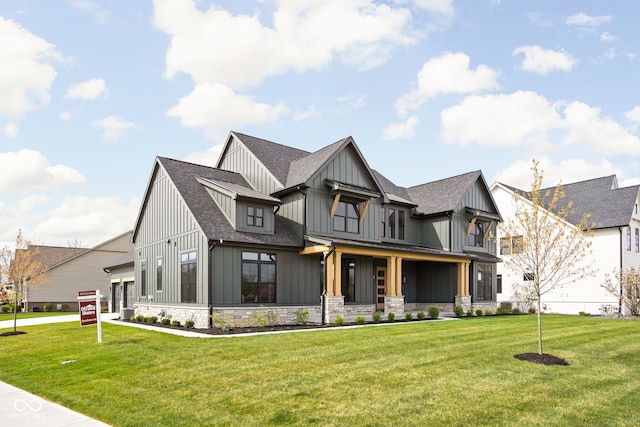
[514,353,570,366]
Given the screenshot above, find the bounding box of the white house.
[491,175,640,315]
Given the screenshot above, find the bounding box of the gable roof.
[26,246,87,271]
[407,170,483,215]
[372,170,416,206]
[135,157,301,247]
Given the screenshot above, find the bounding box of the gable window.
[636,228,639,253]
[247,206,263,227]
[333,201,359,234]
[342,259,356,303]
[627,228,632,251]
[140,259,147,298]
[156,258,163,292]
[181,251,197,303]
[500,236,523,255]
[242,252,276,303]
[468,219,489,247]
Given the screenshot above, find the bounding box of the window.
[181,251,197,303]
[242,252,276,303]
[468,220,488,247]
[636,228,639,253]
[333,201,359,234]
[388,209,396,238]
[342,259,355,303]
[496,274,502,294]
[627,228,632,251]
[476,264,493,301]
[500,236,523,255]
[523,272,535,282]
[381,206,386,237]
[140,260,147,297]
[247,206,263,227]
[398,211,405,240]
[156,258,163,291]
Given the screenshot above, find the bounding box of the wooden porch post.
[325,251,335,296]
[334,251,342,296]
[395,257,403,296]
[457,261,470,296]
[387,256,397,296]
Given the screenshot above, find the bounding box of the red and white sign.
[79,300,98,326]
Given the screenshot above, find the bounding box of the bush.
[528,307,536,314]
[476,309,484,317]
[579,311,591,316]
[185,319,195,329]
[405,313,413,320]
[296,309,309,326]
[355,316,366,324]
[511,307,521,315]
[161,317,171,325]
[135,315,145,322]
[210,313,234,331]
[417,311,425,320]
[428,306,440,319]
[61,304,69,311]
[387,312,395,321]
[43,303,54,312]
[484,310,494,316]
[145,316,158,324]
[333,315,344,326]
[453,305,464,317]
[171,320,181,327]
[372,311,382,323]
[467,310,474,317]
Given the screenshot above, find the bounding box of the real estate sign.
[77,290,102,342]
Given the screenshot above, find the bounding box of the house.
[132,131,501,327]
[17,231,133,312]
[104,250,135,318]
[491,176,640,315]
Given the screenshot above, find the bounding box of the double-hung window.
[247,206,263,227]
[333,201,359,234]
[241,252,277,303]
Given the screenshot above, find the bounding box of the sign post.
[77,290,102,343]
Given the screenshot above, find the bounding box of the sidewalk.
[0,313,116,426]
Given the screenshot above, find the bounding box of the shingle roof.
[407,171,483,215]
[158,157,302,247]
[232,132,310,186]
[105,250,134,269]
[285,137,349,188]
[373,170,415,206]
[25,246,87,270]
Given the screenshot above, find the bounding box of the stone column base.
[455,295,472,313]
[384,296,404,316]
[323,295,344,324]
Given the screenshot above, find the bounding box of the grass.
[0,315,639,426]
[0,311,79,320]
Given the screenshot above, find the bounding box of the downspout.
[448,211,453,251]
[208,243,215,329]
[619,227,624,315]
[322,245,336,325]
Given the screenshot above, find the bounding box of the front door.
[112,283,121,313]
[376,267,386,310]
[124,281,134,308]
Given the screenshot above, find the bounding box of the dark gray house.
[132,132,501,327]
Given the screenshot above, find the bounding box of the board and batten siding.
[205,187,235,228]
[210,245,321,305]
[452,179,499,253]
[218,136,284,195]
[135,165,209,306]
[278,192,306,239]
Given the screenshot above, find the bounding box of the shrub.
[61,304,69,311]
[467,310,474,317]
[296,309,309,326]
[333,315,344,326]
[405,313,413,320]
[579,311,591,316]
[185,319,195,329]
[453,305,464,317]
[428,306,440,319]
[511,307,521,315]
[484,310,494,316]
[145,316,158,324]
[476,309,484,317]
[417,311,425,320]
[372,311,382,323]
[496,306,510,315]
[43,303,54,312]
[252,306,277,327]
[387,312,395,321]
[1,305,10,313]
[210,313,234,331]
[355,316,366,324]
[528,307,536,314]
[171,320,181,327]
[135,315,144,322]
[161,317,171,325]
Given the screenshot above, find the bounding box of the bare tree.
[602,267,640,317]
[0,229,49,333]
[499,160,594,355]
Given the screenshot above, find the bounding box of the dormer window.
[333,200,359,233]
[247,206,263,227]
[468,219,488,247]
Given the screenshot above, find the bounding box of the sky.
[1,0,640,249]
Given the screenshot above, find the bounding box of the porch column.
[455,261,472,312]
[333,251,342,296]
[395,257,403,296]
[325,251,335,296]
[387,256,397,296]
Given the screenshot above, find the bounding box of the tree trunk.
[537,298,543,355]
[13,290,18,333]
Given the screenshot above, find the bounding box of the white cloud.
[382,115,420,140]
[513,45,577,75]
[59,111,72,121]
[33,196,139,247]
[440,91,563,147]
[625,106,640,127]
[563,102,640,156]
[67,0,110,25]
[294,105,321,121]
[494,157,622,190]
[0,149,86,193]
[0,17,65,120]
[153,0,415,88]
[528,12,553,27]
[165,83,286,141]
[600,31,616,43]
[395,53,498,116]
[337,94,367,112]
[2,122,17,138]
[65,78,107,100]
[184,144,224,167]
[411,0,454,15]
[92,114,135,141]
[566,13,612,27]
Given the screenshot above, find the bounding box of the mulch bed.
[0,331,27,337]
[514,353,570,366]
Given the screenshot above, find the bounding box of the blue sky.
[1,0,639,248]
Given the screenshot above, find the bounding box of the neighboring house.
[104,250,135,318]
[133,131,501,327]
[491,176,640,315]
[18,231,133,312]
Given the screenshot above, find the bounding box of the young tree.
[602,267,640,317]
[0,229,49,333]
[499,160,594,355]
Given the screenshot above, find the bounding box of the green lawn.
[0,315,638,426]
[0,311,79,320]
